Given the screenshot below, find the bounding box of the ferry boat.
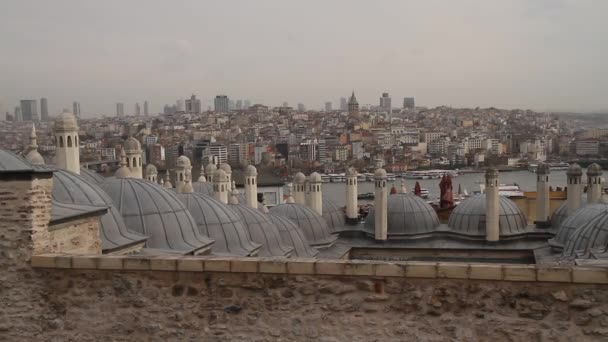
[477,183,525,198]
[329,173,346,182]
[364,173,375,181]
[319,174,331,183]
[528,162,569,172]
[402,170,459,180]
[386,173,397,181]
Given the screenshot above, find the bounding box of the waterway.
[319,170,573,206]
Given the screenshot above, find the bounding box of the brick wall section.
[49,217,102,254]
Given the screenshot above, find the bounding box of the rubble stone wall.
[48,216,102,255]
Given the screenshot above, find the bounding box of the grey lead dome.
[550,203,608,250]
[268,213,319,258]
[52,169,147,253]
[364,193,440,238]
[270,202,337,247]
[100,177,214,255]
[176,192,260,256]
[448,194,527,237]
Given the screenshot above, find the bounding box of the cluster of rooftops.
[2,111,608,264]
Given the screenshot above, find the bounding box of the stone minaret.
[293,172,307,205]
[566,163,583,215]
[536,163,551,223]
[219,163,232,184]
[308,172,323,215]
[145,164,158,183]
[54,109,80,174]
[205,159,217,183]
[374,168,388,240]
[587,163,603,204]
[345,167,358,221]
[124,137,143,179]
[485,168,500,242]
[175,155,192,193]
[213,168,229,204]
[245,165,258,209]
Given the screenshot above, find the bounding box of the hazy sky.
[1,0,607,116]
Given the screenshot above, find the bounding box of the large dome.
[270,202,337,247]
[52,169,147,253]
[322,198,346,232]
[562,210,608,259]
[550,203,608,250]
[100,178,214,255]
[176,192,260,256]
[448,194,527,237]
[229,204,294,257]
[268,213,319,258]
[365,193,440,238]
[551,194,588,231]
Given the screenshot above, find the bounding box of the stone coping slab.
[30,254,608,284]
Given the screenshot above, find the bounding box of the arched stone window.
[75,136,78,147]
[67,136,72,147]
[59,136,64,147]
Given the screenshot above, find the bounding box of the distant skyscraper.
[297,103,305,112]
[14,106,22,121]
[135,103,141,116]
[403,97,415,109]
[40,98,49,121]
[20,100,38,121]
[380,92,391,111]
[340,97,347,111]
[72,101,81,117]
[325,102,332,111]
[185,94,201,113]
[348,91,359,119]
[214,95,229,112]
[176,99,185,112]
[116,103,124,117]
[143,101,149,116]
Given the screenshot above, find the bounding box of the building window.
[67,136,72,147]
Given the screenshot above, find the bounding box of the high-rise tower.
[348,91,359,119]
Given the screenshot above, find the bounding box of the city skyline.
[1,1,608,116]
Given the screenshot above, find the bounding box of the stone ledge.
[28,254,608,284]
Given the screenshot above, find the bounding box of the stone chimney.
[53,110,80,174]
[536,163,551,224]
[587,163,603,204]
[293,172,307,205]
[213,168,229,204]
[308,172,323,215]
[485,167,500,242]
[345,167,358,221]
[245,165,258,209]
[374,168,388,240]
[566,163,583,215]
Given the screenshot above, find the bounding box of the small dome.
[268,214,319,258]
[270,202,337,247]
[567,163,583,177]
[79,167,105,184]
[562,209,608,258]
[551,194,588,230]
[587,163,603,177]
[550,203,608,249]
[219,163,232,173]
[124,137,141,151]
[322,198,346,231]
[176,192,260,256]
[115,164,131,178]
[205,162,217,176]
[229,204,294,257]
[309,172,322,182]
[536,163,551,175]
[245,165,258,176]
[176,155,191,168]
[374,168,387,178]
[214,168,228,182]
[294,172,306,183]
[25,149,44,165]
[365,193,440,238]
[448,194,527,237]
[54,111,78,131]
[346,167,357,176]
[52,169,147,252]
[145,164,158,175]
[100,177,214,254]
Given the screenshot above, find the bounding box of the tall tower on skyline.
[143,101,149,116]
[20,100,38,121]
[72,101,81,118]
[40,98,49,121]
[348,91,359,119]
[135,103,141,117]
[380,92,391,112]
[214,95,229,113]
[116,103,124,117]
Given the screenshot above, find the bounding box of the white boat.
[329,173,345,182]
[319,174,331,183]
[528,162,569,172]
[478,183,524,198]
[403,170,458,180]
[364,173,375,181]
[386,173,397,181]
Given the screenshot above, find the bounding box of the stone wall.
[48,216,102,254]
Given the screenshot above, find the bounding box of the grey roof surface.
[192,181,214,196]
[364,193,440,237]
[554,203,608,251]
[270,203,338,247]
[52,169,147,253]
[322,198,346,232]
[50,200,107,224]
[176,192,261,256]
[268,213,319,258]
[562,211,608,260]
[0,149,54,174]
[100,177,214,255]
[229,204,294,257]
[79,167,105,184]
[551,194,587,231]
[447,194,527,237]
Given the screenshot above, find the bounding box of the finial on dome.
[25,123,45,165]
[159,177,164,186]
[115,150,131,178]
[399,180,407,194]
[229,182,239,205]
[163,172,172,188]
[182,178,193,193]
[286,183,295,203]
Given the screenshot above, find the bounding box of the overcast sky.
[1,0,607,117]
